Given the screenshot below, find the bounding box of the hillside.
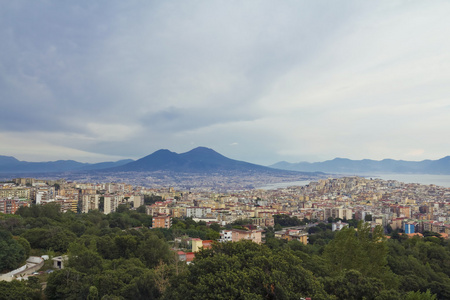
[111,147,301,174]
[270,156,450,174]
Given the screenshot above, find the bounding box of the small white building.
[52,255,68,269]
[332,221,348,232]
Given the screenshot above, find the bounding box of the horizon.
[2,1,450,165]
[1,146,449,166]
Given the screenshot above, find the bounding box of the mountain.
[0,147,317,176]
[270,156,450,175]
[0,155,133,173]
[0,155,20,165]
[111,147,297,173]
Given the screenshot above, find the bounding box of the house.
[282,229,309,245]
[219,229,263,244]
[176,251,195,264]
[191,239,213,252]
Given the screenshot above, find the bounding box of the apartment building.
[0,198,30,214]
[81,194,100,213]
[104,195,122,214]
[152,215,172,229]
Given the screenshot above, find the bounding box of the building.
[0,198,29,214]
[404,222,416,234]
[251,217,275,227]
[0,188,30,199]
[332,221,348,232]
[54,197,78,213]
[130,195,144,208]
[191,239,213,252]
[279,229,309,245]
[104,195,121,214]
[219,230,232,242]
[219,229,263,244]
[186,207,212,218]
[152,215,172,229]
[52,255,68,269]
[81,194,100,213]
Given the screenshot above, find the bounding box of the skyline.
[2,1,450,165]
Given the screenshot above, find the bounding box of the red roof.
[186,252,195,262]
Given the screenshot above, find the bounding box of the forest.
[1,203,449,299]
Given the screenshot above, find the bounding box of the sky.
[1,1,450,165]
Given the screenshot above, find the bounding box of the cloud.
[1,1,450,164]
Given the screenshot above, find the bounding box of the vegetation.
[0,230,28,272]
[273,214,307,227]
[1,205,450,299]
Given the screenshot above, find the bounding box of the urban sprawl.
[2,176,448,246]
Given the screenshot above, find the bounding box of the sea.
[257,174,450,190]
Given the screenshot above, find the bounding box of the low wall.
[0,256,44,282]
[17,256,44,277]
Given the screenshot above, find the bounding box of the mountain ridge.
[109,146,301,174]
[0,155,133,173]
[270,156,450,175]
[0,147,317,176]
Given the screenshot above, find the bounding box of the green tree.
[324,222,396,288]
[0,230,26,271]
[87,286,99,300]
[0,280,41,300]
[138,233,172,268]
[46,268,90,300]
[323,269,384,300]
[167,240,330,300]
[22,227,76,252]
[69,243,103,274]
[403,289,437,300]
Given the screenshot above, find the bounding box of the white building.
[81,194,100,213]
[104,195,120,214]
[186,207,212,218]
[219,230,232,242]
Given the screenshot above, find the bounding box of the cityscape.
[2,175,449,235]
[2,0,450,299]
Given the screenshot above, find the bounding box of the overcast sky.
[1,1,450,165]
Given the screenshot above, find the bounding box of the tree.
[403,289,437,300]
[209,223,221,232]
[323,222,396,287]
[274,223,282,231]
[45,268,90,300]
[136,205,146,214]
[138,233,172,268]
[87,286,99,300]
[0,230,27,271]
[323,269,384,300]
[0,280,41,300]
[21,227,76,252]
[68,243,103,274]
[167,240,330,300]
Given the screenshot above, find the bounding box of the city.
[2,175,449,238]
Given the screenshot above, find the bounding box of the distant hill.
[270,156,450,175]
[0,155,133,173]
[110,147,308,174]
[0,147,321,177]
